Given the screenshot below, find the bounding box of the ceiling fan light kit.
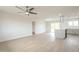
[25,12,29,15]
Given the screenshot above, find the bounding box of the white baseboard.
[0,34,32,42]
[0,32,46,43]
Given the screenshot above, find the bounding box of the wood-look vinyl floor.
[0,33,79,52]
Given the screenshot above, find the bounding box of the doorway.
[32,21,35,35]
[51,22,60,33]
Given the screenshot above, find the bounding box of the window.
[68,21,78,26]
[74,21,78,26]
[69,21,73,26]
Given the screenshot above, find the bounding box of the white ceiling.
[0,6,79,21]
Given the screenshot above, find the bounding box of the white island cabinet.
[55,29,66,39]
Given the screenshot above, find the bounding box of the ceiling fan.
[16,6,37,16]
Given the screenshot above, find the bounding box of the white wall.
[0,11,32,42]
[0,11,46,42]
[45,22,51,32]
[35,20,46,34]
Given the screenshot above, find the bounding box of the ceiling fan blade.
[16,6,25,11]
[29,8,34,11]
[29,12,37,15]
